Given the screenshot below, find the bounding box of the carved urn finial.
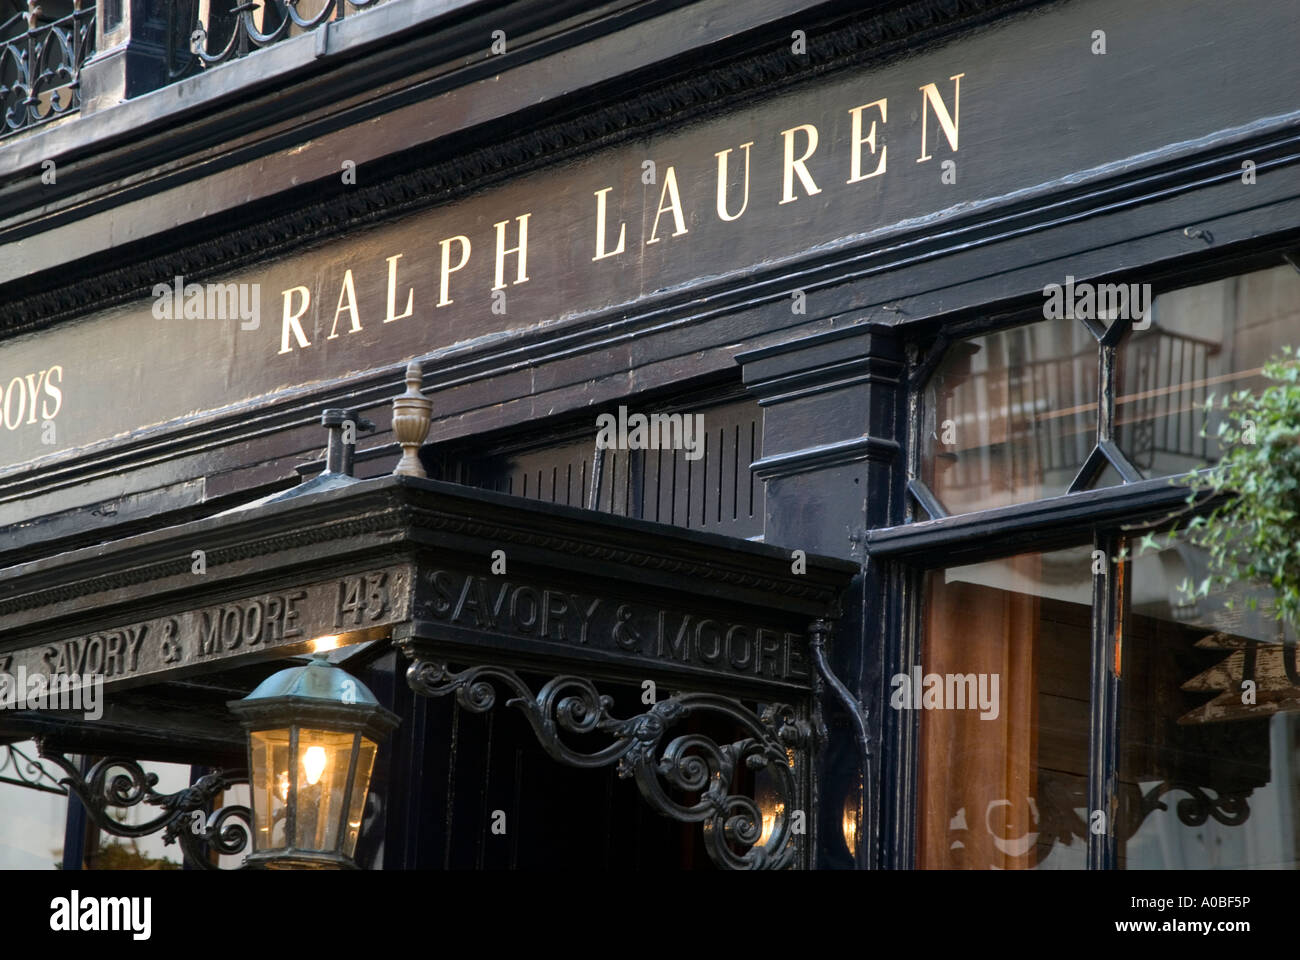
[392,360,432,478]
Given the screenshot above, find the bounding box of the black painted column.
[737,322,906,869]
[80,0,170,114]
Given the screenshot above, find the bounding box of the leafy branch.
[1129,349,1300,627]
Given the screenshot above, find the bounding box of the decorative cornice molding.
[0,0,1045,335]
[0,479,854,621]
[402,504,847,605]
[0,508,408,617]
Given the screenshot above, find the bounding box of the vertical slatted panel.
[449,395,764,539]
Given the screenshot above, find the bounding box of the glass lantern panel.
[249,729,291,851]
[295,728,357,854]
[344,738,378,858]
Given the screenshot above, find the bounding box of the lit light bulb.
[312,635,340,653]
[276,771,290,802]
[842,809,857,857]
[842,792,859,857]
[758,802,784,847]
[303,746,328,785]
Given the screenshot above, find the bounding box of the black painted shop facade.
[1,0,1299,870]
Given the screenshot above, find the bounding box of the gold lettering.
[492,214,531,290]
[40,365,62,420]
[847,98,887,183]
[646,166,689,244]
[714,142,753,222]
[384,253,414,323]
[438,235,471,307]
[278,286,312,354]
[327,269,362,339]
[592,187,626,261]
[917,74,963,162]
[22,369,47,425]
[779,123,821,203]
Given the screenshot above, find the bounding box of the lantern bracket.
[36,743,251,870]
[403,655,810,870]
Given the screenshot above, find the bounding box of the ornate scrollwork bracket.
[404,657,810,870]
[1127,781,1252,837]
[36,743,252,870]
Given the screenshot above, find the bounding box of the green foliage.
[86,839,182,871]
[1170,348,1300,629]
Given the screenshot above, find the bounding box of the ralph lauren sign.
[2,62,967,473]
[6,0,1289,473]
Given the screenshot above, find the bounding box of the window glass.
[1116,265,1300,479]
[0,742,68,868]
[917,545,1092,868]
[922,322,1097,515]
[1120,534,1300,868]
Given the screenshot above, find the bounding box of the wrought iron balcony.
[0,0,396,142]
[166,0,392,81]
[0,1,95,139]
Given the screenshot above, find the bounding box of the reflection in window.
[0,741,68,869]
[922,322,1097,515]
[1121,535,1300,868]
[921,263,1300,517]
[1117,265,1300,479]
[917,545,1092,868]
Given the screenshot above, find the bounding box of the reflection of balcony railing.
[0,4,95,140]
[936,326,1221,492]
[1117,327,1222,471]
[936,343,1098,493]
[166,0,391,80]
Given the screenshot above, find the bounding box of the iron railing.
[1119,326,1221,470]
[167,0,391,80]
[933,326,1221,494]
[0,2,95,139]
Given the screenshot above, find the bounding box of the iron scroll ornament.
[0,3,95,138]
[172,0,386,77]
[37,748,252,870]
[405,659,810,870]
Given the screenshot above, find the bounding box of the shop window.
[1120,534,1300,868]
[916,545,1093,869]
[921,322,1098,514]
[918,261,1300,518]
[898,254,1300,869]
[1116,265,1300,479]
[910,511,1300,870]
